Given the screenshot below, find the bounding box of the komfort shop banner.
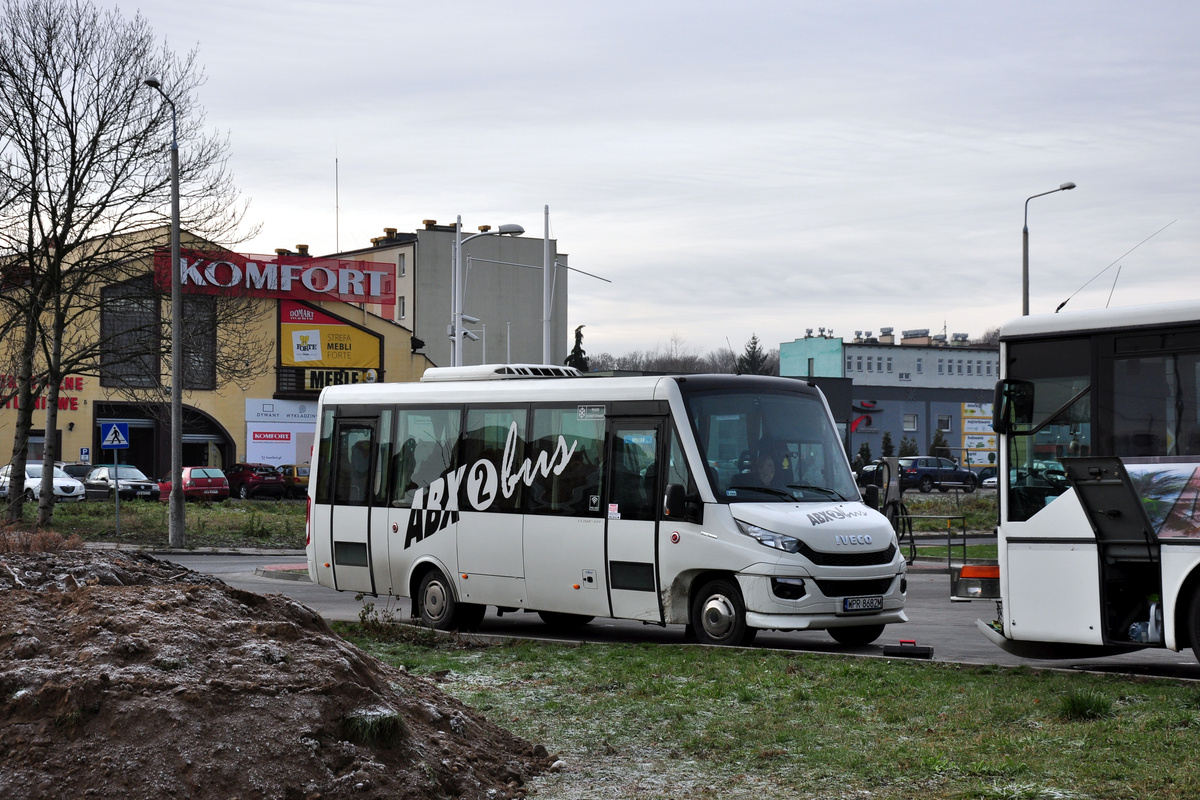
[154,249,386,391]
[154,249,396,309]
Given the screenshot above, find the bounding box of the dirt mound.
[0,550,553,799]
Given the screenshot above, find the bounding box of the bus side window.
[388,408,462,508]
[372,409,392,507]
[463,407,527,511]
[528,406,604,516]
[665,425,701,523]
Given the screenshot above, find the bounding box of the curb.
[254,564,312,582]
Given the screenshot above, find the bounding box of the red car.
[158,467,230,501]
[225,462,287,500]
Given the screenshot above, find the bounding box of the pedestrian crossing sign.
[101,422,130,449]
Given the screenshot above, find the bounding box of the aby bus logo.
[253,432,292,442]
[404,422,579,549]
[806,507,870,526]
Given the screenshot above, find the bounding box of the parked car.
[856,461,884,488]
[0,463,85,502]
[898,456,977,493]
[276,464,310,499]
[84,465,161,501]
[56,462,96,481]
[225,462,286,500]
[158,467,230,502]
[976,466,998,486]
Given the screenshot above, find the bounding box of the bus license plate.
[843,595,883,612]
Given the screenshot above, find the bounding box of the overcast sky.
[131,0,1200,358]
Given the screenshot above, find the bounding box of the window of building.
[398,253,406,277]
[899,372,911,381]
[867,357,873,372]
[100,276,160,388]
[903,413,918,432]
[938,415,953,432]
[886,357,893,373]
[181,295,217,390]
[856,356,863,371]
[967,361,973,376]
[916,358,923,374]
[845,355,853,374]
[398,296,406,320]
[957,360,964,375]
[938,358,944,375]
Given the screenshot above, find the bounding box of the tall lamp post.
[1022,181,1075,316]
[451,216,524,367]
[144,76,184,548]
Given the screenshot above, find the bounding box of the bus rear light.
[959,565,1000,579]
[305,496,311,547]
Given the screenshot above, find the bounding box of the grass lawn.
[343,622,1200,800]
[12,497,308,550]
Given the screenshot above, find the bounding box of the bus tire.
[537,611,594,630]
[828,624,885,646]
[417,570,459,631]
[691,578,756,646]
[1187,588,1200,665]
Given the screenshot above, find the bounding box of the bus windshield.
[684,388,857,503]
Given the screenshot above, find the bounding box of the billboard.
[279,301,382,390]
[155,249,395,308]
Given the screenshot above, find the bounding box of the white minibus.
[306,365,907,646]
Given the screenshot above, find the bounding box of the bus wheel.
[828,625,885,646]
[417,570,459,631]
[691,579,756,646]
[537,611,594,630]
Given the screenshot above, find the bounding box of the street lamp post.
[451,217,524,367]
[144,77,184,548]
[1022,181,1076,316]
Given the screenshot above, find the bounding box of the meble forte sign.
[154,250,396,309]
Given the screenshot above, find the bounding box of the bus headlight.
[736,520,800,553]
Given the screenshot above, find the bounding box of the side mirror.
[993,378,1034,435]
[864,484,880,511]
[663,483,687,518]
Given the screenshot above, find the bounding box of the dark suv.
[899,456,977,493]
[225,462,286,500]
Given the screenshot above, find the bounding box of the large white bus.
[970,299,1200,663]
[305,365,907,646]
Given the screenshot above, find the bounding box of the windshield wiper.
[785,484,847,501]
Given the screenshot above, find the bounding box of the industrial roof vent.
[421,364,583,382]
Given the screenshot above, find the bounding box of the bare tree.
[0,0,258,525]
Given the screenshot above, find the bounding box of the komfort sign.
[153,249,396,309]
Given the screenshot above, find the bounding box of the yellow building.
[1,227,433,478]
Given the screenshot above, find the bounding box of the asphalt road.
[164,553,1200,679]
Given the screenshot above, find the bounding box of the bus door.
[1064,457,1163,643]
[605,418,666,622]
[326,417,378,595]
